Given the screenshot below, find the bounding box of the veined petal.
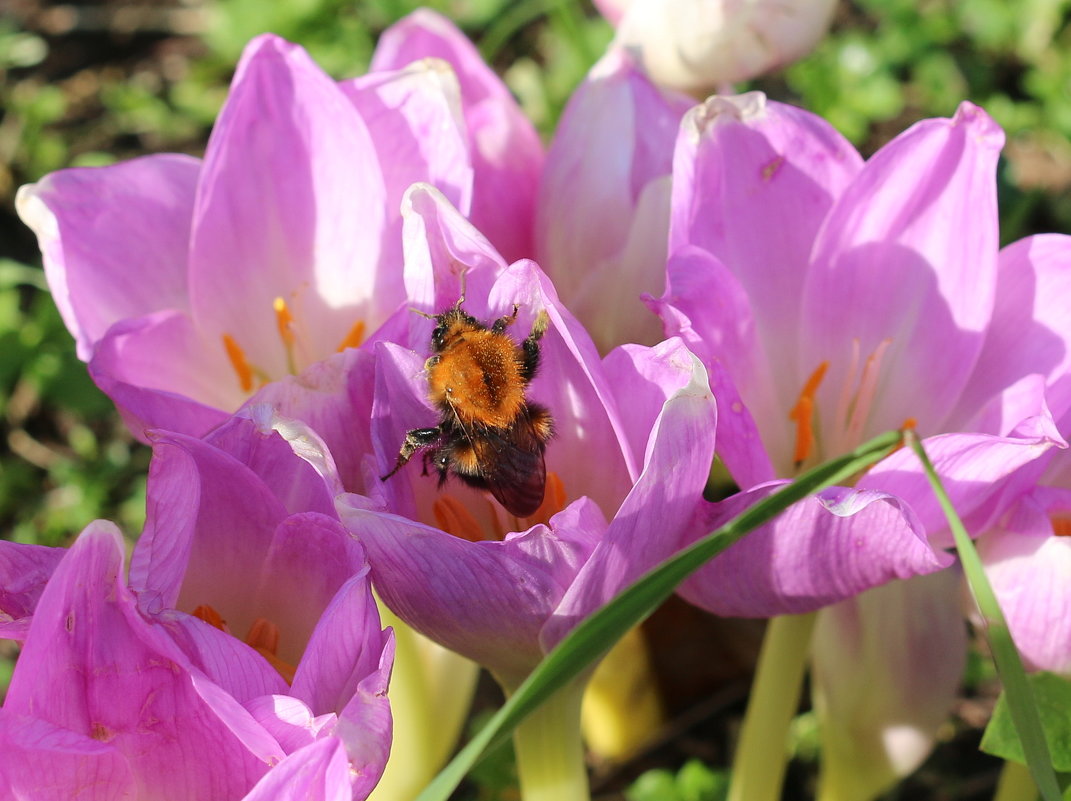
[0,712,135,801]
[89,309,241,439]
[372,9,543,263]
[978,486,1071,674]
[670,92,861,411]
[812,571,967,800]
[676,486,951,617]
[801,102,1004,437]
[339,497,600,687]
[537,50,691,350]
[858,428,1065,546]
[340,58,474,283]
[0,541,64,639]
[15,154,199,360]
[189,34,387,373]
[5,522,275,797]
[952,234,1071,428]
[129,428,288,615]
[241,738,352,801]
[543,351,717,647]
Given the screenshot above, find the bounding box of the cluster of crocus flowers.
[8,5,1071,801]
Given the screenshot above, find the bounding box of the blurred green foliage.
[626,759,729,801]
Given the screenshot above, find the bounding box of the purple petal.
[188,35,387,374]
[812,571,967,798]
[543,352,717,646]
[241,738,353,801]
[978,487,1071,673]
[341,59,474,256]
[0,541,64,638]
[800,103,1004,437]
[952,234,1071,428]
[129,429,289,615]
[5,522,275,797]
[537,50,691,350]
[858,429,1065,546]
[340,497,599,687]
[15,154,199,360]
[291,567,392,717]
[669,93,862,401]
[245,348,377,494]
[89,309,239,439]
[372,10,543,263]
[0,712,135,801]
[676,486,951,617]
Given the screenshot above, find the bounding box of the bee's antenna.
[456,269,469,308]
[409,307,436,320]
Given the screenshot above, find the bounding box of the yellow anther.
[434,496,485,542]
[789,361,829,465]
[222,334,254,393]
[273,297,296,347]
[337,320,366,352]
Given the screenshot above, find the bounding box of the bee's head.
[431,303,479,352]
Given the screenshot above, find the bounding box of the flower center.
[192,604,297,684]
[221,296,367,394]
[789,338,894,469]
[432,472,567,542]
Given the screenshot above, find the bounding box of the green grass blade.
[413,429,905,801]
[905,432,1061,801]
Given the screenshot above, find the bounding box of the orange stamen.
[1052,517,1071,537]
[222,334,254,393]
[273,297,296,347]
[789,361,828,464]
[434,496,485,542]
[245,618,297,685]
[192,604,226,630]
[524,472,567,527]
[337,320,366,352]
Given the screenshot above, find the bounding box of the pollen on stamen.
[434,495,485,542]
[222,334,254,393]
[337,320,366,352]
[273,297,296,347]
[789,361,829,465]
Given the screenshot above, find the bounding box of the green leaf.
[414,430,905,801]
[906,433,1063,801]
[982,672,1071,772]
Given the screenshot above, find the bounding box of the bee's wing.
[471,416,547,518]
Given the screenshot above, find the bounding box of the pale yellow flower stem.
[581,625,663,762]
[368,600,479,801]
[993,760,1038,801]
[727,612,818,801]
[513,678,591,801]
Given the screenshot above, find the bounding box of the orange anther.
[1052,517,1071,537]
[222,334,254,393]
[192,604,226,630]
[434,496,485,542]
[789,361,829,464]
[273,297,296,347]
[337,319,366,352]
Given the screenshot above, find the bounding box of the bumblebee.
[382,299,554,517]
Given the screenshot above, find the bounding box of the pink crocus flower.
[652,92,1071,790]
[536,49,693,352]
[16,18,539,443]
[334,184,948,691]
[0,411,394,800]
[0,520,391,800]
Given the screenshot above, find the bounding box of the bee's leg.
[491,304,520,334]
[519,310,550,382]
[381,427,441,480]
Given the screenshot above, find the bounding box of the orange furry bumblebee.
[381,299,554,517]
